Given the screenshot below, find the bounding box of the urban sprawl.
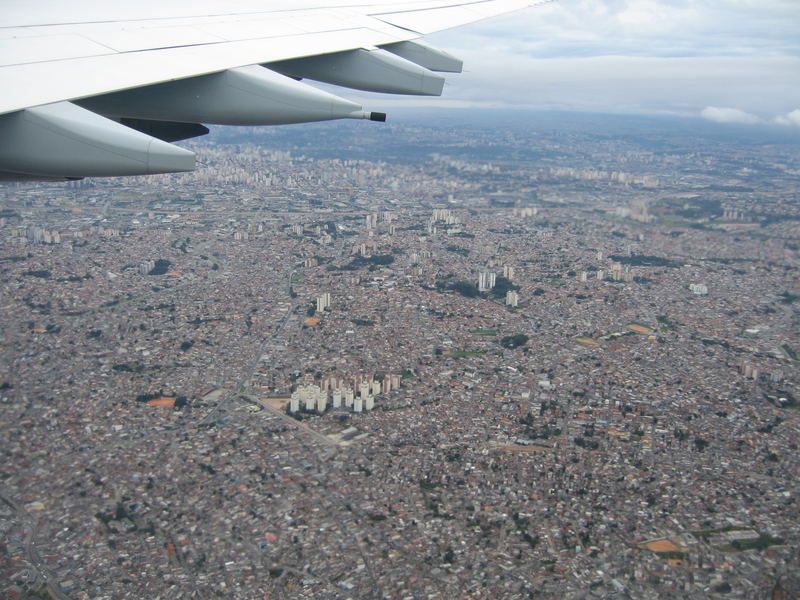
[1,115,799,599]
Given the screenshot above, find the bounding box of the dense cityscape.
[1,110,799,599]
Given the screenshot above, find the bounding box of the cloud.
[774,109,800,127]
[416,1,800,118]
[434,0,800,60]
[701,106,761,124]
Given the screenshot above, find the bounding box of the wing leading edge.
[0,0,549,180]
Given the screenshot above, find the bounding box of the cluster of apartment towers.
[288,373,402,414]
[479,265,519,307]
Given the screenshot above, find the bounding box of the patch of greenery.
[351,318,375,326]
[446,280,480,298]
[729,534,784,551]
[609,254,680,268]
[692,526,738,540]
[147,259,172,276]
[353,254,395,267]
[488,276,519,298]
[139,303,175,312]
[500,334,529,349]
[779,291,799,305]
[656,314,677,330]
[445,244,470,257]
[113,363,145,373]
[654,550,687,560]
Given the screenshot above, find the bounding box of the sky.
[385,0,800,127]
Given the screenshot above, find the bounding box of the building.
[506,290,519,307]
[478,271,496,292]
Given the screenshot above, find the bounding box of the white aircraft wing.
[0,0,548,180]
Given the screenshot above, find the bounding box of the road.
[0,486,69,600]
[244,394,338,448]
[198,269,298,426]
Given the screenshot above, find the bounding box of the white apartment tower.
[316,292,331,312]
[478,271,496,292]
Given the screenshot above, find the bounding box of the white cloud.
[701,107,761,124]
[774,109,800,127]
[417,0,800,118]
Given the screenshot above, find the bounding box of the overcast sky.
[396,0,800,127]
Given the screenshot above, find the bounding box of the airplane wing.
[0,0,549,181]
